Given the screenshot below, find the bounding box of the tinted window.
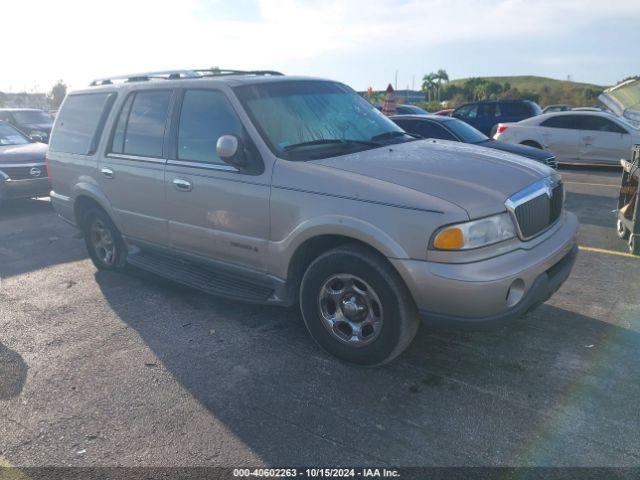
[503,102,539,116]
[397,105,429,115]
[12,110,53,125]
[442,119,488,143]
[114,90,171,158]
[178,90,244,165]
[477,103,497,118]
[579,115,627,134]
[455,104,477,119]
[540,115,580,130]
[396,119,456,141]
[50,93,114,155]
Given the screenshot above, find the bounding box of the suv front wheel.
[82,207,126,270]
[300,244,419,366]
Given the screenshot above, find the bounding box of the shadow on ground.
[565,192,617,229]
[93,266,640,466]
[0,342,27,400]
[0,199,87,279]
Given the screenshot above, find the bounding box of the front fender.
[267,214,410,279]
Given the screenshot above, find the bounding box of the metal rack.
[89,68,284,86]
[617,144,640,255]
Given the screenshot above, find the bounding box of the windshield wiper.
[370,131,420,142]
[283,138,380,151]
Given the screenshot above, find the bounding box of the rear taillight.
[45,153,51,178]
[496,124,508,134]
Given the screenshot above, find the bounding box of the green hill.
[448,75,605,94]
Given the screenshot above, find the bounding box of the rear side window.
[177,90,244,165]
[111,90,171,158]
[50,93,115,155]
[395,119,456,141]
[477,103,497,118]
[502,102,536,116]
[579,115,627,134]
[540,115,580,130]
[455,104,478,119]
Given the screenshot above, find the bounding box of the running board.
[126,250,276,304]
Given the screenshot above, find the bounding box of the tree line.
[417,69,604,110]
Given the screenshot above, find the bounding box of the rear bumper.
[50,190,77,226]
[390,211,579,326]
[0,177,51,200]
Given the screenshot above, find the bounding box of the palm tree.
[435,69,449,101]
[421,73,437,102]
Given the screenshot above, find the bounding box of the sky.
[2,0,639,93]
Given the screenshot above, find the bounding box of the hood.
[21,123,52,133]
[0,142,47,165]
[480,139,553,162]
[598,79,640,128]
[312,139,554,218]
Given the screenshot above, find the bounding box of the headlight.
[30,130,47,137]
[431,213,516,250]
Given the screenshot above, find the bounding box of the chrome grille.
[0,164,47,180]
[506,178,563,240]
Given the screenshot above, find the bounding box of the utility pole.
[412,75,415,91]
[395,70,398,90]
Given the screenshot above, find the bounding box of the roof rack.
[89,68,284,86]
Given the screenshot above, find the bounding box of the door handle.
[173,178,192,191]
[100,167,114,179]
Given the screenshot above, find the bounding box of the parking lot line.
[0,457,30,480]
[579,245,638,259]
[564,181,619,187]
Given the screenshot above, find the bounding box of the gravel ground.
[0,167,638,467]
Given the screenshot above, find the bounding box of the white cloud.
[1,0,639,91]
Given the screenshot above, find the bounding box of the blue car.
[391,114,557,168]
[452,100,541,136]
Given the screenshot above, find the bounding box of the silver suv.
[48,69,578,365]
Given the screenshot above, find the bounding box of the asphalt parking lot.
[0,166,639,467]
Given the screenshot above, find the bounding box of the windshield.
[0,123,30,146]
[442,119,488,143]
[12,110,53,125]
[234,80,410,160]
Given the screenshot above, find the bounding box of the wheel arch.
[72,183,116,228]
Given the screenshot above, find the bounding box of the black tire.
[521,140,543,149]
[81,207,127,270]
[299,244,419,366]
[616,219,629,240]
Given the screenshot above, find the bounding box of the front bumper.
[0,177,51,200]
[390,212,579,326]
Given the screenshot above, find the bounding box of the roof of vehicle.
[390,114,454,123]
[517,109,627,125]
[71,70,342,96]
[457,99,536,105]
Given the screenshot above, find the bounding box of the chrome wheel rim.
[317,274,383,347]
[90,220,116,266]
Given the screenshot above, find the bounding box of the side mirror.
[216,135,247,168]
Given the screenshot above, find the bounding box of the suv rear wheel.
[299,244,419,366]
[81,207,126,270]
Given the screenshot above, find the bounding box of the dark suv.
[0,108,54,143]
[452,100,541,136]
